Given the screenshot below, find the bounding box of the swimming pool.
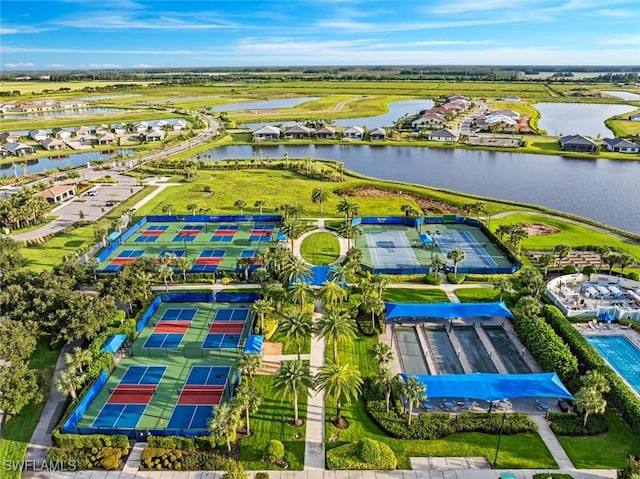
[586,335,640,396]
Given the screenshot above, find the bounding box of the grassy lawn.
[270,329,312,356]
[0,341,60,479]
[300,232,340,266]
[383,288,450,303]
[238,375,307,470]
[323,331,557,469]
[556,409,640,469]
[454,287,501,303]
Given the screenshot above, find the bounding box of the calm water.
[586,335,640,395]
[534,102,636,138]
[0,108,126,120]
[0,149,133,176]
[602,91,640,101]
[211,97,319,112]
[200,144,640,234]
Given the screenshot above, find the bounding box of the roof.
[41,138,64,147]
[560,134,596,146]
[343,126,364,134]
[429,128,458,138]
[603,138,638,148]
[284,125,312,134]
[252,125,281,135]
[401,372,574,401]
[370,127,387,136]
[315,126,336,134]
[36,184,76,198]
[385,301,514,320]
[2,142,33,152]
[97,132,116,140]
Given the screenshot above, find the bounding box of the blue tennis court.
[437,230,498,268]
[215,225,239,231]
[202,333,242,349]
[118,250,145,258]
[147,225,169,231]
[93,404,147,429]
[161,308,197,321]
[190,264,219,273]
[101,264,122,272]
[199,250,225,258]
[120,365,166,385]
[186,366,231,386]
[143,333,184,349]
[135,235,161,243]
[214,308,250,322]
[241,249,257,258]
[157,249,185,260]
[167,405,213,430]
[210,235,234,243]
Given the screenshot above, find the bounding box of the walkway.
[530,415,575,470]
[304,310,326,470]
[293,218,349,266]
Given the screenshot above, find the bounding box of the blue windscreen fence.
[215,292,261,303]
[355,216,416,226]
[136,295,162,334]
[120,217,147,242]
[100,334,127,354]
[160,292,215,303]
[61,369,108,434]
[145,215,282,223]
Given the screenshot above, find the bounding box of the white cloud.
[2,46,220,55]
[599,34,640,45]
[0,26,50,34]
[132,63,154,68]
[2,62,36,68]
[46,63,66,68]
[85,63,122,68]
[54,12,241,30]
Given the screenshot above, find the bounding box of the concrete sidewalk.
[304,312,326,470]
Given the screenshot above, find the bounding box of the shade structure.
[385,301,514,320]
[243,335,263,354]
[400,372,574,401]
[597,312,615,322]
[100,334,127,354]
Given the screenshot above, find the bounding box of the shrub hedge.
[542,305,640,434]
[147,435,218,450]
[423,273,442,285]
[547,413,608,436]
[140,447,233,470]
[326,439,397,470]
[446,273,466,284]
[52,431,129,449]
[47,446,128,470]
[511,313,578,383]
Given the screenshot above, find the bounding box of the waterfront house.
[172,119,188,131]
[134,121,149,134]
[144,130,166,142]
[0,132,21,143]
[29,129,49,141]
[315,126,336,139]
[603,138,640,153]
[94,124,110,135]
[97,132,117,145]
[283,125,313,139]
[252,125,281,142]
[369,127,387,141]
[560,134,598,153]
[52,128,72,140]
[629,114,640,121]
[3,142,35,156]
[75,125,91,137]
[342,126,364,140]
[112,123,128,135]
[40,138,65,151]
[412,113,446,128]
[428,128,459,142]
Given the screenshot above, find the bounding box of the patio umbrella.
[597,312,614,322]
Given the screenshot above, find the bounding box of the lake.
[534,102,636,138]
[0,108,128,120]
[602,91,640,101]
[211,97,319,112]
[0,149,133,176]
[197,144,640,234]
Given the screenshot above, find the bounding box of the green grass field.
[383,288,450,303]
[299,232,340,266]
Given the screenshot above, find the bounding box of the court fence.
[61,370,109,434]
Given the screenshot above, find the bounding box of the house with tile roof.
[342,126,364,140]
[428,128,459,142]
[36,184,76,203]
[40,138,65,151]
[603,138,640,153]
[3,142,35,156]
[369,127,387,140]
[560,134,598,153]
[252,125,281,142]
[283,125,313,139]
[315,126,336,139]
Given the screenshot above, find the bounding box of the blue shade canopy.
[385,302,514,320]
[244,335,263,354]
[100,334,127,354]
[401,372,574,401]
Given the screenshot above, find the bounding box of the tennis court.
[436,229,498,268]
[98,219,280,274]
[72,297,255,437]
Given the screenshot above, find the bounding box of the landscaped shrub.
[562,265,578,274]
[547,413,608,436]
[262,318,279,340]
[47,446,128,470]
[533,473,574,479]
[327,439,397,470]
[581,265,596,275]
[222,460,248,479]
[52,432,129,449]
[446,273,466,284]
[140,447,231,470]
[618,456,640,479]
[627,271,639,281]
[255,472,270,479]
[423,272,442,285]
[543,305,640,434]
[511,313,578,383]
[263,439,285,463]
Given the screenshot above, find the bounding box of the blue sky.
[1,0,639,71]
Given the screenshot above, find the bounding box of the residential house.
[75,125,91,137]
[603,138,640,153]
[428,128,459,142]
[153,120,168,130]
[3,142,35,156]
[134,121,149,134]
[342,126,364,140]
[172,119,188,131]
[560,135,598,153]
[52,128,72,140]
[97,132,117,145]
[315,126,336,139]
[490,109,520,119]
[40,138,65,151]
[252,125,281,142]
[29,129,49,141]
[36,184,76,204]
[0,132,20,143]
[144,130,166,142]
[369,127,387,141]
[283,125,313,139]
[478,114,518,132]
[412,113,446,128]
[94,124,110,135]
[629,114,640,122]
[111,123,128,135]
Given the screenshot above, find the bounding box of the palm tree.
[328,263,351,286]
[176,256,192,282]
[508,224,528,253]
[596,246,611,273]
[261,281,287,312]
[581,370,610,394]
[371,274,390,297]
[318,281,347,307]
[281,218,305,250]
[402,376,426,425]
[289,281,314,312]
[187,203,199,215]
[363,295,386,332]
[430,256,444,275]
[316,309,357,363]
[495,224,511,241]
[233,380,261,436]
[370,342,394,367]
[161,203,175,215]
[538,253,556,278]
[603,249,620,275]
[373,367,400,413]
[514,295,542,316]
[279,311,313,360]
[254,200,266,214]
[311,187,330,214]
[208,402,240,452]
[515,266,546,298]
[337,222,362,250]
[55,369,86,401]
[314,361,363,427]
[617,253,636,275]
[234,199,247,215]
[236,256,255,282]
[236,353,263,388]
[94,225,108,247]
[281,256,311,284]
[553,244,572,272]
[493,276,512,302]
[274,360,312,426]
[251,299,274,333]
[447,248,465,276]
[64,347,92,374]
[336,198,359,222]
[574,386,607,428]
[158,264,173,292]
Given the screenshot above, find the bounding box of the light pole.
[492,412,507,467]
[430,230,440,260]
[179,231,189,259]
[200,208,210,232]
